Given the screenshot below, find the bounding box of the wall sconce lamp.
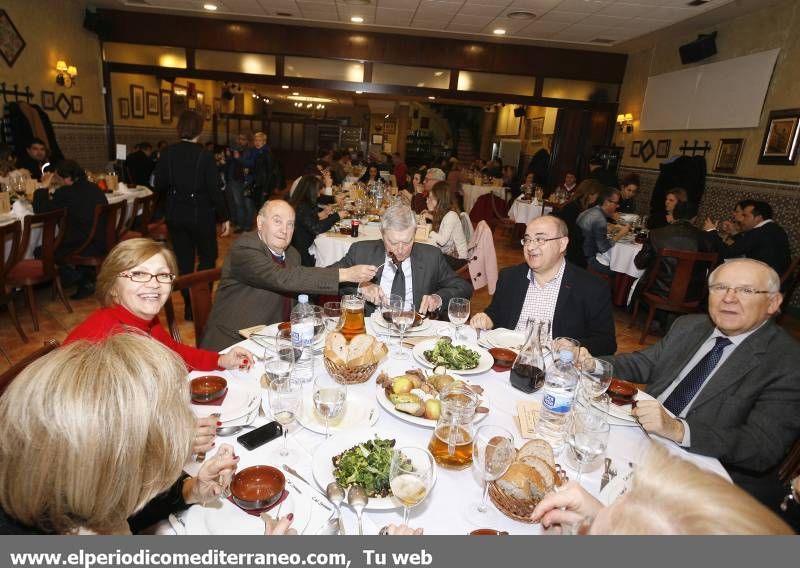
[56,61,78,88]
[617,113,633,133]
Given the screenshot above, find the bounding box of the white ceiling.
[96,0,738,49]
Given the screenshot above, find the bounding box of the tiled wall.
[619,166,800,309]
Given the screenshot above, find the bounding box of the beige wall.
[1,0,104,126]
[615,0,800,181]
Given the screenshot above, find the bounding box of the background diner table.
[164,318,729,536]
[508,197,553,226]
[310,223,435,267]
[461,184,508,214]
[608,238,645,306]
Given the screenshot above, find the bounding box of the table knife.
[282,464,333,510]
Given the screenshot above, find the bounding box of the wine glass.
[389,446,435,526]
[448,298,470,341]
[263,331,295,387]
[568,406,610,484]
[312,374,347,439]
[381,294,402,350]
[468,425,515,520]
[579,358,614,401]
[323,302,344,335]
[391,298,415,360]
[268,377,302,457]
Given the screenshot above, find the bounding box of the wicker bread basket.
[488,465,568,523]
[323,357,379,385]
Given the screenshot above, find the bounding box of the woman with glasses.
[65,238,253,372]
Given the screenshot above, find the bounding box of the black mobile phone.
[237,421,283,451]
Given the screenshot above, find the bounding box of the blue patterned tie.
[663,337,732,416]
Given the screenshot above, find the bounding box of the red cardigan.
[64,304,221,371]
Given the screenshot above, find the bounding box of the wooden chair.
[630,248,719,344]
[488,189,516,238]
[164,267,222,347]
[7,209,72,331]
[0,339,60,397]
[120,193,157,241]
[778,256,800,323]
[63,201,126,268]
[0,220,26,342]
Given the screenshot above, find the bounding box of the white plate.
[179,490,312,535]
[411,339,494,375]
[375,383,490,428]
[289,390,378,435]
[594,390,656,423]
[311,429,437,510]
[190,375,260,423]
[484,328,525,350]
[370,311,432,334]
[251,322,325,349]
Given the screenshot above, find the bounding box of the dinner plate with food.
[374,369,490,428]
[295,389,379,434]
[412,338,494,375]
[311,431,437,510]
[370,310,432,334]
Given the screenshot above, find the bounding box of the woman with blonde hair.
[531,445,793,535]
[0,334,248,534]
[424,181,468,269]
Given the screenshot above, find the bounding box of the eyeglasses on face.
[708,284,772,297]
[118,271,176,284]
[521,236,563,247]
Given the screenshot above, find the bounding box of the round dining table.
[162,318,729,536]
[608,239,646,306]
[461,184,508,214]
[310,223,434,267]
[508,197,553,225]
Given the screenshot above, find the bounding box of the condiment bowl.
[230,465,285,510]
[470,528,509,536]
[607,378,637,406]
[190,375,228,403]
[489,348,516,370]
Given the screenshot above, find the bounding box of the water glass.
[568,407,610,483]
[263,331,295,387]
[389,447,435,526]
[323,302,344,334]
[469,425,515,519]
[448,298,470,341]
[312,375,347,439]
[579,358,614,399]
[268,377,302,457]
[391,298,415,359]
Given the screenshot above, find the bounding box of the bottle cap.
[559,349,574,363]
[298,294,309,303]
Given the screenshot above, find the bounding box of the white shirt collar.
[711,319,769,346]
[755,219,774,228]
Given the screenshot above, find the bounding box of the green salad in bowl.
[332,437,397,497]
[423,338,480,370]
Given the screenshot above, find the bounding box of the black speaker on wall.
[679,32,718,64]
[513,106,526,118]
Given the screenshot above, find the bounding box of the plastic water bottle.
[536,350,579,452]
[290,295,316,383]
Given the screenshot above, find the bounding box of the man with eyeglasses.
[330,204,473,316]
[576,186,630,274]
[470,215,616,355]
[601,258,800,513]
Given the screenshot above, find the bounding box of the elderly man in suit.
[606,259,800,509]
[330,204,473,315]
[469,215,616,355]
[201,200,377,351]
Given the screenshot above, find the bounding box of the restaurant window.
[541,79,619,102]
[284,57,364,83]
[372,64,450,89]
[103,43,187,68]
[195,50,276,76]
[457,71,534,96]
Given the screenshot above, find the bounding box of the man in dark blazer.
[704,200,791,278]
[470,215,617,355]
[608,259,800,510]
[201,200,377,351]
[330,204,473,316]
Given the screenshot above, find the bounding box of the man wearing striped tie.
[603,258,800,514]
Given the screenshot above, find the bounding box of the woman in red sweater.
[65,238,253,372]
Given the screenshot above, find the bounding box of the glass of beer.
[340,294,366,340]
[428,383,479,469]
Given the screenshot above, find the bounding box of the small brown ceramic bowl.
[470,528,509,535]
[608,378,637,406]
[489,347,516,370]
[190,375,228,403]
[277,321,292,333]
[230,465,286,511]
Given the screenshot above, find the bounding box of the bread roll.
[496,463,545,501]
[518,439,555,468]
[326,332,348,366]
[518,455,556,490]
[347,334,375,366]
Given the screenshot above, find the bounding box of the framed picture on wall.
[714,138,744,173]
[130,85,145,118]
[631,140,642,158]
[40,91,55,110]
[758,108,800,165]
[371,134,383,145]
[204,104,212,121]
[383,121,396,135]
[119,98,130,119]
[0,9,25,67]
[146,92,159,115]
[197,91,205,107]
[160,89,172,123]
[656,139,671,158]
[71,96,83,114]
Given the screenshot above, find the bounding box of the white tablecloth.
[609,240,645,279]
[508,198,553,225]
[167,319,728,536]
[461,184,507,214]
[310,224,433,267]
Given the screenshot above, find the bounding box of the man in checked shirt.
[470,215,616,355]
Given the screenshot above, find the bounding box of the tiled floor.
[1,225,798,372]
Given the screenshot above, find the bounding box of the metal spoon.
[326,482,346,535]
[347,485,368,536]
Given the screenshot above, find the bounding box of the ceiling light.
[343,0,371,5]
[434,71,443,77]
[292,92,299,96]
[281,85,289,89]
[355,90,363,94]
[203,3,218,11]
[351,16,364,23]
[506,11,536,20]
[288,95,333,103]
[493,28,506,35]
[428,96,435,100]
[307,103,313,108]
